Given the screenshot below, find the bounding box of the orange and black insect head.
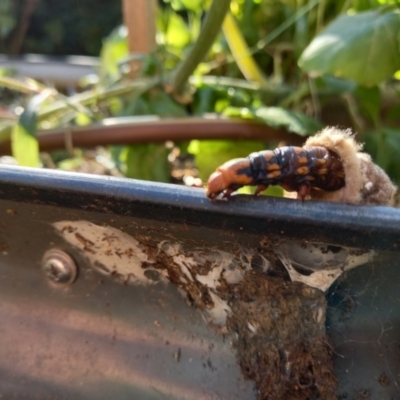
[206,158,254,199]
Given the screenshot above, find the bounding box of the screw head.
[42,249,77,285]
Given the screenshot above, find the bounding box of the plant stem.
[0,77,159,143]
[342,92,366,133]
[222,12,268,86]
[10,0,41,55]
[169,0,231,95]
[254,0,320,51]
[278,82,310,108]
[316,0,326,34]
[38,77,159,121]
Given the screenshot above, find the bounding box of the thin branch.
[316,0,326,34]
[342,92,366,133]
[10,0,41,55]
[168,0,231,96]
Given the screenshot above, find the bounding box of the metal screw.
[42,249,77,285]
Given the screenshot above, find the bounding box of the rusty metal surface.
[0,165,399,399]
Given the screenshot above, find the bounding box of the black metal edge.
[0,165,399,250]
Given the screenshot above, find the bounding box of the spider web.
[326,251,400,399]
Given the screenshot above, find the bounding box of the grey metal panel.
[327,253,400,399]
[0,198,254,399]
[0,54,99,86]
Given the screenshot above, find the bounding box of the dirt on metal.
[54,220,338,399]
[155,244,338,399]
[224,272,337,400]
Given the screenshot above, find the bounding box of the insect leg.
[254,184,269,196]
[222,187,236,198]
[298,184,311,202]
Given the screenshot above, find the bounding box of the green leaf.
[0,76,41,94]
[0,124,12,143]
[11,124,40,167]
[316,75,357,94]
[57,155,85,171]
[123,144,170,183]
[263,185,284,198]
[11,90,52,167]
[299,8,400,86]
[222,106,321,136]
[192,86,217,114]
[353,85,381,126]
[294,11,308,57]
[75,112,92,126]
[165,13,191,48]
[148,90,187,117]
[169,0,204,12]
[100,25,128,79]
[253,107,322,136]
[0,0,16,38]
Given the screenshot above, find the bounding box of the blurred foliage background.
[1,0,400,195]
[0,0,121,55]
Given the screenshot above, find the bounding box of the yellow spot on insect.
[267,163,280,171]
[296,166,309,175]
[316,158,326,166]
[267,170,281,179]
[306,175,315,181]
[317,168,328,175]
[235,174,254,185]
[297,156,308,165]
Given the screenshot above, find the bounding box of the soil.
[225,273,337,400]
[154,245,338,400]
